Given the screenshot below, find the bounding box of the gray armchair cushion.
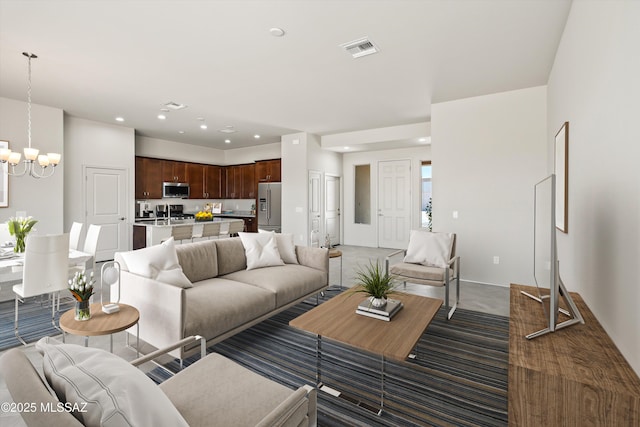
[215,238,247,275]
[390,262,453,285]
[160,353,306,427]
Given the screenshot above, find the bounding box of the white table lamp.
[101,261,121,314]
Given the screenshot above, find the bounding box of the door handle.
[120,217,126,221]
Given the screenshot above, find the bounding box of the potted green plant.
[351,261,398,308]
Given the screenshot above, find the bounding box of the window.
[421,161,432,230]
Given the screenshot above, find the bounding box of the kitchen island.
[133,218,244,248]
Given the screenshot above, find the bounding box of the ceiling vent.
[340,37,379,59]
[164,101,188,110]
[218,126,237,134]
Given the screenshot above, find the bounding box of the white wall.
[281,133,309,245]
[0,97,64,235]
[547,0,640,375]
[431,86,547,286]
[342,146,430,248]
[136,135,226,165]
[64,116,135,245]
[224,142,281,165]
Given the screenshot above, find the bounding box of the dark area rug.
[0,296,74,351]
[147,300,509,427]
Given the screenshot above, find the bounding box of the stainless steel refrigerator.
[258,183,282,232]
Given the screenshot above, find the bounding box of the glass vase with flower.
[6,216,38,253]
[68,271,95,321]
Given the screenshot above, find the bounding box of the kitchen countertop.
[133,217,244,226]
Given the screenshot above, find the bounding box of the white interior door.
[325,175,340,246]
[378,160,411,249]
[85,166,128,261]
[308,170,322,246]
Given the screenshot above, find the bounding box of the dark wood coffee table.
[290,288,443,414]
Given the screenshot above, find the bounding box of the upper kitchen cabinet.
[225,164,255,199]
[255,159,281,182]
[205,165,223,199]
[188,163,222,199]
[240,164,256,198]
[162,160,187,182]
[135,157,163,199]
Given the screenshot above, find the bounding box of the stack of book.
[356,298,403,321]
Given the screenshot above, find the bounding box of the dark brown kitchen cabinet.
[204,165,222,198]
[255,159,281,182]
[135,157,163,199]
[162,160,187,182]
[240,164,256,198]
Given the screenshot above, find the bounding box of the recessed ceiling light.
[418,138,426,142]
[115,117,124,122]
[269,27,285,37]
[254,134,260,139]
[344,146,350,150]
[178,130,185,134]
[200,124,208,130]
[158,114,166,120]
[225,139,231,144]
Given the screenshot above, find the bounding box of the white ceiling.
[0,0,571,151]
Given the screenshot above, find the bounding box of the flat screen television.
[521,174,583,339]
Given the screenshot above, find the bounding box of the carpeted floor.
[0,296,75,351]
[147,299,509,427]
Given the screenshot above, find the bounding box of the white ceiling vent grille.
[340,37,379,59]
[164,101,188,110]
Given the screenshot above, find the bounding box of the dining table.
[0,248,94,299]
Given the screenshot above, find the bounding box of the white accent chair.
[13,233,70,345]
[68,222,83,251]
[385,230,460,319]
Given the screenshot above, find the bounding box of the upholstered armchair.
[385,230,460,319]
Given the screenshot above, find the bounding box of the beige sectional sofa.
[114,236,329,359]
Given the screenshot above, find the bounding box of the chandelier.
[0,52,61,178]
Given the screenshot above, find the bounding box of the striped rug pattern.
[148,300,509,427]
[0,296,75,351]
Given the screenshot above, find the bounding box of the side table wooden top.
[59,303,139,337]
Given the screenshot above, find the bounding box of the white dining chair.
[69,224,101,277]
[68,222,83,251]
[13,233,69,345]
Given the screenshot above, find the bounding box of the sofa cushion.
[184,278,276,338]
[36,337,189,427]
[175,239,218,282]
[222,264,327,308]
[119,238,192,288]
[258,230,299,264]
[238,232,285,270]
[160,353,299,427]
[214,237,247,275]
[403,230,454,268]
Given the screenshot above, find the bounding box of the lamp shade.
[100,261,121,314]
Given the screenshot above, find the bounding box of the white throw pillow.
[36,337,189,427]
[403,230,454,268]
[258,230,298,264]
[119,237,192,288]
[239,232,285,270]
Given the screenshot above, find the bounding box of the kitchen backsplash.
[137,199,255,216]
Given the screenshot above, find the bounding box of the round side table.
[59,303,139,356]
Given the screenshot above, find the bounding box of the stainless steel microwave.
[163,182,190,198]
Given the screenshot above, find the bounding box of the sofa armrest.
[296,246,329,276]
[385,248,406,274]
[116,271,186,355]
[131,335,206,367]
[255,384,317,427]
